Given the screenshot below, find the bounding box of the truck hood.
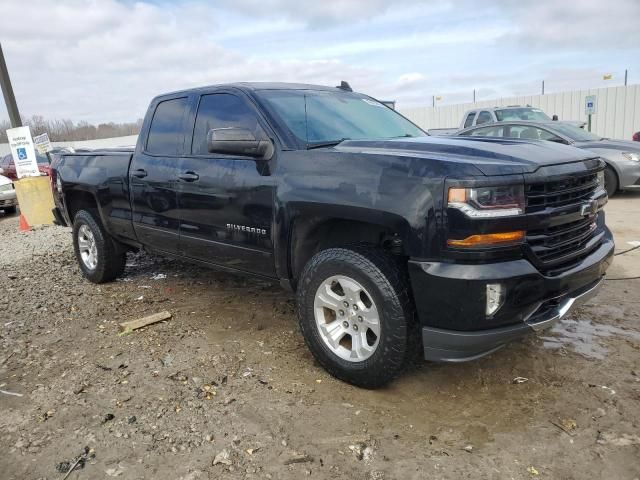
[336,136,594,176]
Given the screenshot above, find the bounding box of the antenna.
[337,81,353,92]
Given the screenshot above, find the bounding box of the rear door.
[130,96,189,253]
[176,90,277,277]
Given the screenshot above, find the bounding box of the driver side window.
[507,125,562,142]
[476,111,493,125]
[191,93,260,155]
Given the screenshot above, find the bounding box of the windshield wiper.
[306,138,350,149]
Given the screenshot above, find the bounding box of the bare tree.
[0,115,142,143]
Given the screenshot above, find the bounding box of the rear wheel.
[297,246,413,388]
[72,209,126,283]
[4,205,17,214]
[604,165,618,197]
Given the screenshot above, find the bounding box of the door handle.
[132,169,147,178]
[178,171,199,182]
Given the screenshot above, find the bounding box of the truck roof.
[159,82,346,99]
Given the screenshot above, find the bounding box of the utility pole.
[0,42,22,127]
[541,80,545,95]
[473,89,476,103]
[432,95,435,108]
[624,69,628,86]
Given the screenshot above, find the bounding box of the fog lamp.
[486,283,505,316]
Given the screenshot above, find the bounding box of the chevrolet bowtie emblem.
[580,200,598,217]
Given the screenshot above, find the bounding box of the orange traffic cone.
[19,214,31,232]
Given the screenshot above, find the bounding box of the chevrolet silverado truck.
[50,82,614,388]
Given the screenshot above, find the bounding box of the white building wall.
[400,84,640,141]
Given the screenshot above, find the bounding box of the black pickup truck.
[51,82,614,388]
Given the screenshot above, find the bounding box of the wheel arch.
[284,204,415,287]
[65,188,100,221]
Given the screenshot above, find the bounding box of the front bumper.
[0,190,17,208]
[420,277,604,361]
[409,230,614,362]
[617,159,640,190]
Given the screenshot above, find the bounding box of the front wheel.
[297,247,413,388]
[604,166,618,197]
[72,209,126,283]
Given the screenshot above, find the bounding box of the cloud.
[0,0,383,123]
[489,0,640,49]
[0,0,637,124]
[219,0,430,26]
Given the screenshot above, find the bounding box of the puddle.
[542,318,640,359]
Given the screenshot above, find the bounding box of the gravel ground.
[1,194,639,480]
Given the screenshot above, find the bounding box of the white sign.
[585,95,597,115]
[33,132,52,154]
[6,126,40,178]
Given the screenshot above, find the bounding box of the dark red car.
[0,152,51,180]
[633,131,640,142]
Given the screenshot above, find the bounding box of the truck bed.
[54,150,136,241]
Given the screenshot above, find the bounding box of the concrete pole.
[541,80,545,95]
[624,69,628,86]
[0,42,22,127]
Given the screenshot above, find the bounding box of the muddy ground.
[1,194,639,480]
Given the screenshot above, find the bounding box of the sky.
[0,0,639,124]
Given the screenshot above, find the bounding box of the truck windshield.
[256,89,426,147]
[495,108,551,122]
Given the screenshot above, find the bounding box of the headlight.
[448,184,525,218]
[597,170,605,189]
[622,152,640,162]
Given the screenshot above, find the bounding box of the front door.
[130,96,188,253]
[176,91,276,277]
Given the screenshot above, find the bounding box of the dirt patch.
[1,196,639,479]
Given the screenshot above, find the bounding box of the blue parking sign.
[17,147,27,160]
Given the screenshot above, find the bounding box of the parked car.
[456,121,640,197]
[0,174,17,214]
[429,106,586,136]
[633,131,640,142]
[0,152,51,181]
[51,82,613,388]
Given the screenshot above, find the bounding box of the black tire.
[4,205,17,214]
[297,246,414,389]
[604,166,618,197]
[72,209,126,283]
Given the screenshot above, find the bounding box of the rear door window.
[460,125,504,137]
[146,97,189,155]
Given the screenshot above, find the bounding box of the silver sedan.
[456,121,640,197]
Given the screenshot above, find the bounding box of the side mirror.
[207,127,274,160]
